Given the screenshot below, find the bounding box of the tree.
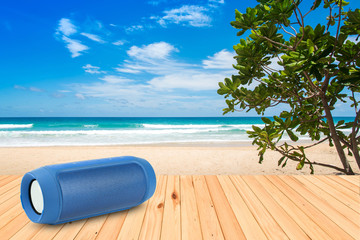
[218,0,360,174]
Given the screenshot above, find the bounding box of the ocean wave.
[142,124,222,129]
[0,124,33,129]
[141,123,264,130]
[83,124,98,128]
[0,128,241,136]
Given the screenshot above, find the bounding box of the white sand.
[1,143,358,175]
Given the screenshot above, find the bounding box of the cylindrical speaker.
[20,156,156,225]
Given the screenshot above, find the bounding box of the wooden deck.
[0,175,359,240]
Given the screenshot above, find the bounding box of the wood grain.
[180,175,202,240]
[160,175,181,240]
[0,175,358,240]
[193,175,224,240]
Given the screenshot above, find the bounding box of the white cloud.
[75,93,85,100]
[148,0,166,5]
[125,25,144,33]
[347,36,360,43]
[62,36,89,58]
[57,18,77,36]
[203,50,235,69]
[29,87,43,92]
[127,42,178,61]
[14,85,44,92]
[71,41,238,114]
[209,0,224,4]
[109,24,117,27]
[149,72,226,90]
[14,85,26,90]
[113,40,126,46]
[115,67,141,74]
[83,64,106,74]
[268,54,284,71]
[99,75,134,84]
[153,5,212,27]
[80,33,105,43]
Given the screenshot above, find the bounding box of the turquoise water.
[0,117,353,147]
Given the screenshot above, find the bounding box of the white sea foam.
[83,124,98,128]
[142,124,222,129]
[0,123,323,147]
[0,124,33,129]
[142,123,264,130]
[0,127,237,136]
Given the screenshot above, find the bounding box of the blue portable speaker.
[20,156,156,225]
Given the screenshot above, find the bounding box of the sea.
[0,117,353,147]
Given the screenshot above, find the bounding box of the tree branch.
[328,1,342,67]
[303,71,321,92]
[281,25,296,37]
[251,29,293,50]
[325,5,333,33]
[293,2,306,50]
[273,140,346,173]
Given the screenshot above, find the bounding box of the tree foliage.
[218,0,360,174]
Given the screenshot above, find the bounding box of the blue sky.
[0,0,358,117]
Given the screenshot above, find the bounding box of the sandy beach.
[1,143,358,175]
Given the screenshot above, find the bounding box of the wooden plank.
[193,175,224,240]
[217,175,267,240]
[253,175,332,239]
[326,175,360,194]
[0,185,20,206]
[315,175,360,202]
[230,176,289,239]
[0,176,19,188]
[180,175,202,240]
[266,175,354,240]
[116,201,149,240]
[0,176,10,182]
[280,176,360,239]
[0,177,21,196]
[138,175,167,240]
[95,211,127,240]
[339,176,360,186]
[0,203,22,229]
[9,221,44,240]
[0,194,20,216]
[0,212,29,239]
[160,175,181,240]
[0,175,359,240]
[74,214,108,240]
[53,220,87,240]
[31,224,64,239]
[295,176,360,217]
[205,176,246,240]
[243,176,309,240]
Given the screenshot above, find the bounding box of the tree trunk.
[321,96,354,175]
[351,110,360,169]
[351,139,360,169]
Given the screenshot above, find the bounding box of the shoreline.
[1,142,358,175]
[0,139,316,148]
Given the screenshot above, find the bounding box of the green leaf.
[278,156,286,166]
[287,130,299,141]
[280,111,291,118]
[335,120,345,127]
[307,39,315,54]
[282,159,288,168]
[262,117,272,124]
[259,154,264,164]
[296,158,305,170]
[252,125,262,132]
